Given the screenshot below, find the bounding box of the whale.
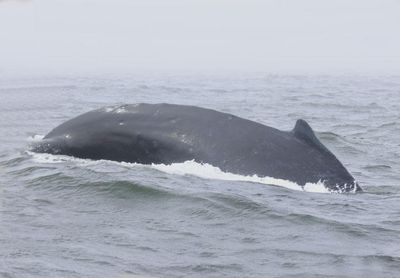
[32,103,361,192]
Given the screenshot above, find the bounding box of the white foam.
[151,160,331,193]
[27,135,45,142]
[28,151,83,164]
[27,152,331,193]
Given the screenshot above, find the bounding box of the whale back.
[32,103,361,192]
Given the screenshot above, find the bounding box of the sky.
[0,0,400,76]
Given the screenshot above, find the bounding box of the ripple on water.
[1,75,400,278]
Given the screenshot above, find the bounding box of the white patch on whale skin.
[103,105,130,114]
[115,107,127,114]
[167,132,194,146]
[27,152,338,194]
[179,134,193,145]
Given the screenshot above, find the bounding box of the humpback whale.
[32,103,361,192]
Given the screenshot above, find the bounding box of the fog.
[1,0,400,76]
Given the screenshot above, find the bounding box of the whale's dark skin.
[32,103,361,192]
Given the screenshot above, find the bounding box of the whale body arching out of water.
[32,103,361,192]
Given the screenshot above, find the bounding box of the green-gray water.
[1,74,399,277]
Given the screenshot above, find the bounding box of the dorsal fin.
[292,119,330,153]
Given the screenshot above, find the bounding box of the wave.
[26,151,332,194]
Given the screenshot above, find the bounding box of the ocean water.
[1,74,399,277]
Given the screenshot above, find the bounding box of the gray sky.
[1,0,400,75]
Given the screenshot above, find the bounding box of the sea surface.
[1,74,399,278]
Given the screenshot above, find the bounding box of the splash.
[27,134,45,142]
[151,160,331,193]
[27,151,333,193]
